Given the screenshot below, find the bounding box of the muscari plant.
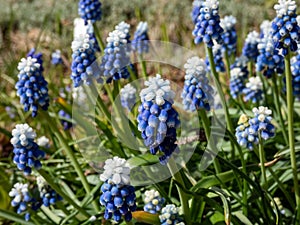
[1,0,300,225]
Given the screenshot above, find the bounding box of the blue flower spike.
[120,84,137,110]
[206,43,225,73]
[229,67,248,99]
[193,0,224,47]
[37,176,62,207]
[99,157,136,223]
[10,124,45,175]
[16,53,49,117]
[271,0,300,55]
[143,189,165,214]
[58,110,73,130]
[242,31,260,62]
[159,204,185,225]
[243,76,263,103]
[78,0,102,25]
[220,15,237,56]
[259,20,272,38]
[132,21,149,54]
[137,74,180,164]
[191,0,204,24]
[182,56,214,111]
[51,50,63,65]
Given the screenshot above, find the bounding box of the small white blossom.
[144,189,161,204]
[245,76,263,91]
[115,21,130,36]
[71,34,91,52]
[10,124,36,147]
[37,136,50,148]
[220,15,236,31]
[37,175,48,194]
[230,68,244,78]
[260,20,272,37]
[100,156,131,185]
[9,183,30,203]
[106,30,128,48]
[274,0,297,17]
[245,31,260,45]
[136,22,148,35]
[253,106,272,122]
[184,56,207,81]
[17,57,41,77]
[202,0,219,11]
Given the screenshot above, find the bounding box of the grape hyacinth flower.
[243,76,263,103]
[220,15,237,56]
[235,114,258,150]
[10,124,45,175]
[71,34,97,87]
[99,157,136,222]
[256,34,285,78]
[271,0,300,55]
[290,54,300,99]
[159,204,185,225]
[37,176,62,207]
[143,189,165,214]
[99,25,134,83]
[115,21,131,43]
[120,84,137,110]
[230,55,249,70]
[260,20,272,38]
[297,15,300,53]
[191,0,203,24]
[78,0,101,25]
[137,74,180,164]
[192,0,224,47]
[58,110,73,130]
[229,67,249,99]
[16,52,49,117]
[37,136,50,148]
[72,86,89,111]
[181,56,214,111]
[9,183,41,221]
[132,22,149,54]
[206,43,225,73]
[51,50,63,65]
[242,31,260,62]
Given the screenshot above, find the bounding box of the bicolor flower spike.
[143,189,165,214]
[182,56,214,111]
[229,67,249,99]
[11,124,45,175]
[71,34,97,87]
[260,20,272,38]
[99,23,134,83]
[37,176,62,207]
[138,74,180,164]
[99,157,136,222]
[78,0,102,25]
[191,0,204,24]
[51,50,63,65]
[192,0,224,47]
[120,84,137,110]
[243,76,263,103]
[132,21,149,54]
[206,43,225,73]
[16,51,49,117]
[242,31,260,62]
[220,15,237,56]
[159,204,185,225]
[271,0,300,55]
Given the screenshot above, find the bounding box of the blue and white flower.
[51,50,63,65]
[229,67,248,99]
[143,189,165,214]
[242,31,260,62]
[132,21,149,54]
[206,43,225,73]
[78,0,102,25]
[120,84,137,110]
[159,204,185,225]
[191,0,203,24]
[243,76,263,103]
[37,176,62,207]
[220,15,237,56]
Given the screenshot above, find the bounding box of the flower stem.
[92,23,105,53]
[224,49,231,82]
[285,50,300,222]
[258,135,267,189]
[138,54,147,78]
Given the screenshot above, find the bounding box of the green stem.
[249,61,254,78]
[38,169,91,218]
[272,74,288,145]
[258,135,267,190]
[92,23,105,53]
[285,51,300,223]
[167,159,191,225]
[224,49,231,81]
[138,54,147,78]
[0,209,36,225]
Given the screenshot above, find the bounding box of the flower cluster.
[182,56,214,111]
[159,204,185,225]
[206,43,225,73]
[271,0,300,55]
[78,0,102,25]
[220,15,237,56]
[192,0,224,47]
[16,51,49,117]
[242,31,260,62]
[243,76,263,103]
[71,34,97,87]
[143,189,165,214]
[11,124,45,175]
[99,157,136,222]
[229,67,248,99]
[191,0,203,24]
[132,21,149,54]
[9,183,41,221]
[37,176,62,207]
[99,23,134,83]
[235,107,275,150]
[138,74,180,164]
[51,50,63,65]
[58,110,73,130]
[120,84,137,110]
[37,136,50,148]
[260,20,272,38]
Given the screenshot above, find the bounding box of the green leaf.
[232,211,253,225]
[127,154,159,167]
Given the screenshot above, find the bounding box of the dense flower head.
[229,67,249,99]
[271,0,300,55]
[191,0,204,24]
[78,0,101,25]
[99,25,134,83]
[235,114,257,150]
[51,50,63,65]
[230,55,249,70]
[242,31,260,61]
[71,34,97,87]
[120,84,137,110]
[256,34,285,78]
[260,20,272,38]
[243,76,263,103]
[143,189,165,214]
[58,110,73,130]
[37,136,50,148]
[220,15,237,55]
[182,57,214,111]
[16,51,49,117]
[11,124,45,175]
[37,176,62,207]
[138,75,180,164]
[132,21,149,54]
[290,55,300,99]
[9,182,41,221]
[159,204,185,225]
[115,21,131,43]
[206,43,225,73]
[192,0,224,47]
